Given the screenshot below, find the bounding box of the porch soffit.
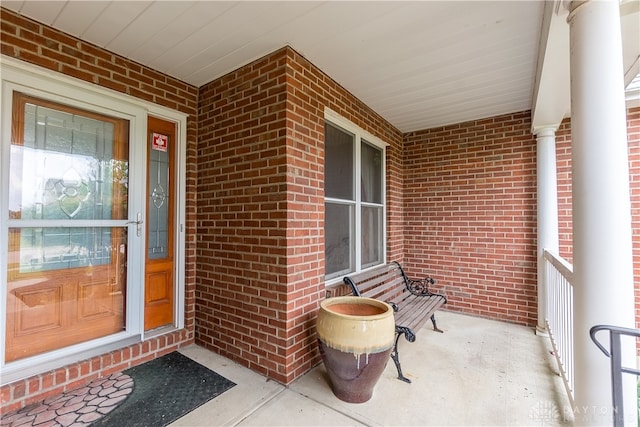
[2,1,637,133]
[532,0,640,131]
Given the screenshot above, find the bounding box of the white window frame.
[0,56,187,384]
[324,108,387,285]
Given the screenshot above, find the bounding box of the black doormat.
[96,351,236,427]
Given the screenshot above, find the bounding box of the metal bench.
[343,261,447,383]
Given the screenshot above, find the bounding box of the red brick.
[41,372,54,390]
[54,369,67,385]
[79,361,91,376]
[13,381,26,399]
[27,377,41,394]
[2,31,38,51]
[1,386,11,405]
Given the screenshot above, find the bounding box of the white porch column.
[568,0,636,425]
[534,127,559,335]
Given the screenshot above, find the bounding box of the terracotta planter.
[316,296,395,403]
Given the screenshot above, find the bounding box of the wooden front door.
[143,117,175,330]
[5,93,129,362]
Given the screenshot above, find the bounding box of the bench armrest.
[407,277,441,297]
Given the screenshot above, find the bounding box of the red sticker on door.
[152,133,168,152]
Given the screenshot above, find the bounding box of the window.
[324,113,385,281]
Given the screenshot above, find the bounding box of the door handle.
[126,212,143,237]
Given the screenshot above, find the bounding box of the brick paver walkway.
[1,372,133,426]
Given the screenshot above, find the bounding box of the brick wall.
[196,46,402,384]
[196,48,295,383]
[555,118,573,262]
[0,8,198,412]
[403,112,538,326]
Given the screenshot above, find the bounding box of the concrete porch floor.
[173,311,574,426]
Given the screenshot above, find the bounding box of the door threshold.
[143,325,176,340]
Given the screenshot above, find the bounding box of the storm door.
[5,93,129,361]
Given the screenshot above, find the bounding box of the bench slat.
[359,276,405,301]
[396,296,446,330]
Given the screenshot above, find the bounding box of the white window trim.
[0,56,187,384]
[324,108,388,285]
[324,108,388,150]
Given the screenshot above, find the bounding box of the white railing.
[543,249,575,408]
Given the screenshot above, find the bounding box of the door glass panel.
[15,227,115,273]
[9,103,127,221]
[5,93,129,362]
[148,133,170,259]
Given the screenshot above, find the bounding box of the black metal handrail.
[590,324,640,427]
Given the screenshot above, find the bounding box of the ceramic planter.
[316,296,395,403]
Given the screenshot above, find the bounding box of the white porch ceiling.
[2,1,638,133]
